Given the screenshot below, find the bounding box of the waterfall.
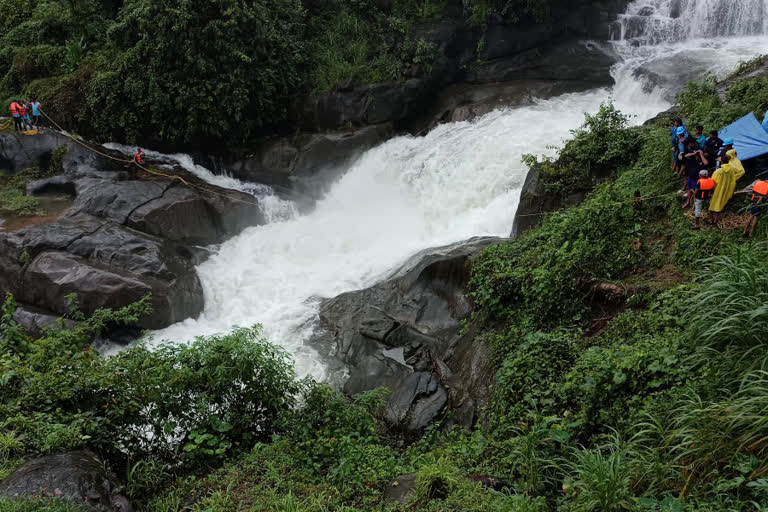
[619,0,768,45]
[151,0,768,383]
[619,0,768,44]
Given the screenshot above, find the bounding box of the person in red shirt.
[134,149,146,167]
[9,99,23,132]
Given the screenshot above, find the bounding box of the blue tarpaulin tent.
[718,113,768,161]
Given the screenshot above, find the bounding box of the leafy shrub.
[0,188,43,216]
[285,383,396,488]
[492,330,577,424]
[558,102,638,177]
[561,325,689,435]
[0,296,300,469]
[676,75,756,131]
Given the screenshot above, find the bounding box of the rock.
[358,306,399,342]
[410,80,580,134]
[66,223,200,281]
[226,124,394,197]
[23,251,149,312]
[20,250,202,330]
[383,474,418,505]
[14,304,78,339]
[294,79,432,132]
[466,473,510,491]
[444,319,497,430]
[480,23,561,61]
[318,237,502,430]
[26,175,75,196]
[0,131,270,330]
[70,171,262,245]
[468,40,619,87]
[386,373,446,428]
[0,132,71,174]
[0,213,206,330]
[0,451,134,511]
[511,165,587,238]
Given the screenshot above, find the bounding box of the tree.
[94,0,307,146]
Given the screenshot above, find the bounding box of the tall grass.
[689,243,768,360]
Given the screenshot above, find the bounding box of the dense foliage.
[0,0,599,149]
[0,294,300,477]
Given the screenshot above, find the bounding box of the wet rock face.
[222,124,395,199]
[0,132,71,174]
[0,451,133,511]
[0,135,264,331]
[318,237,503,432]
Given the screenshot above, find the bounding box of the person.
[695,125,707,148]
[671,119,688,169]
[703,130,723,169]
[134,148,146,168]
[8,99,23,132]
[683,139,709,209]
[30,99,42,127]
[675,128,689,178]
[727,148,745,177]
[692,170,716,230]
[743,179,768,238]
[709,151,745,225]
[718,138,734,161]
[19,103,32,130]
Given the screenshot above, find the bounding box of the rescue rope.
[30,105,268,209]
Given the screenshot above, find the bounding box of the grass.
[0,188,43,216]
[0,499,92,511]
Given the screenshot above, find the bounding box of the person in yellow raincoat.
[709,150,745,225]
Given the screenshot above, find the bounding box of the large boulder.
[293,79,432,132]
[318,237,503,431]
[511,164,588,238]
[0,451,133,511]
[468,40,619,87]
[225,124,395,198]
[0,132,71,174]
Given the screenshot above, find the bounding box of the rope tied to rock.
[27,103,268,209]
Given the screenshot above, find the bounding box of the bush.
[285,383,396,488]
[492,330,577,425]
[0,295,300,469]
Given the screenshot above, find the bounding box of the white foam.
[148,0,768,383]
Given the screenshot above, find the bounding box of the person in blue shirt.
[695,125,707,148]
[30,99,42,127]
[675,127,688,177]
[671,119,688,170]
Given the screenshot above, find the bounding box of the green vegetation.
[0,145,68,216]
[4,60,768,512]
[0,0,576,149]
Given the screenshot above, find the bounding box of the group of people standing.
[8,99,42,132]
[670,118,762,234]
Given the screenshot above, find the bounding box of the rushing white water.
[149,0,768,382]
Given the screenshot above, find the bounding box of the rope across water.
[29,105,267,209]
